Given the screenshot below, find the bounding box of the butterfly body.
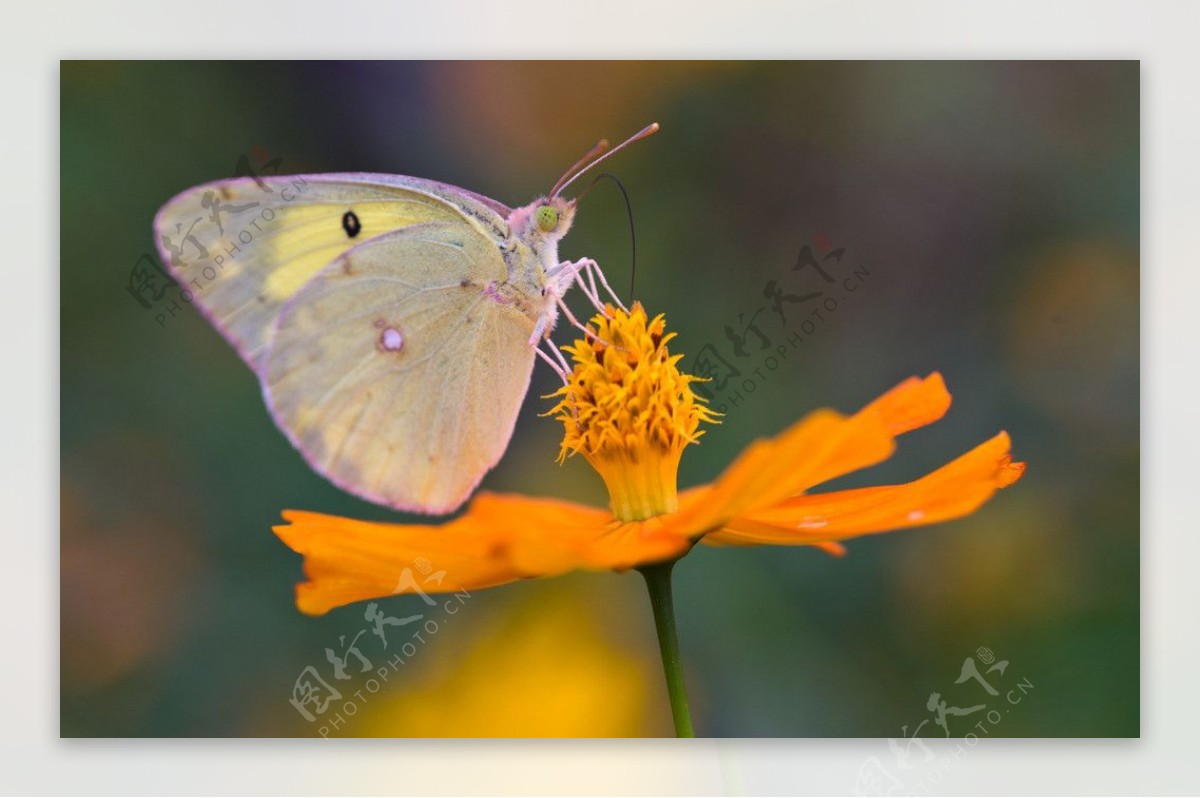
[154,125,654,514]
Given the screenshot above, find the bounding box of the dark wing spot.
[342,210,362,238]
[460,277,471,287]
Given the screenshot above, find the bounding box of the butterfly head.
[510,196,577,246]
[510,123,658,271]
[533,196,577,237]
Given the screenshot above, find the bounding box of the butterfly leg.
[534,343,570,384]
[548,258,605,313]
[529,309,555,346]
[573,258,604,312]
[544,260,616,346]
[528,314,573,385]
[547,337,573,374]
[529,304,603,350]
[555,294,609,345]
[571,267,608,315]
[537,342,579,422]
[579,258,630,313]
[585,262,600,305]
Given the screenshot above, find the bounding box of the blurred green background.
[60,61,1138,737]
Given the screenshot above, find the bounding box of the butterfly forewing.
[152,174,510,373]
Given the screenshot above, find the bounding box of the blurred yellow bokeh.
[352,582,670,737]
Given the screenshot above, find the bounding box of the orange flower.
[274,302,1025,616]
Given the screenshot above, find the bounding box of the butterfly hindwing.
[263,222,538,513]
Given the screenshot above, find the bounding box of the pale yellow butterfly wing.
[152,174,511,372]
[263,222,538,513]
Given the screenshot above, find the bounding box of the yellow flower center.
[548,302,719,522]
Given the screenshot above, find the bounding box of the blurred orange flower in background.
[275,302,1024,614]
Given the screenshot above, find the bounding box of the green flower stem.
[638,559,695,737]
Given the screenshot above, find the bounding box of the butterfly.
[154,123,658,514]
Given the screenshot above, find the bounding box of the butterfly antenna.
[549,139,610,198]
[576,172,638,297]
[552,122,659,198]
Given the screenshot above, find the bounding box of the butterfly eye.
[536,205,559,232]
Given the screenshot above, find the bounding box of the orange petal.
[704,431,1025,546]
[274,510,519,616]
[274,493,687,615]
[811,540,849,557]
[702,531,847,556]
[861,372,952,436]
[463,493,690,576]
[670,374,951,536]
